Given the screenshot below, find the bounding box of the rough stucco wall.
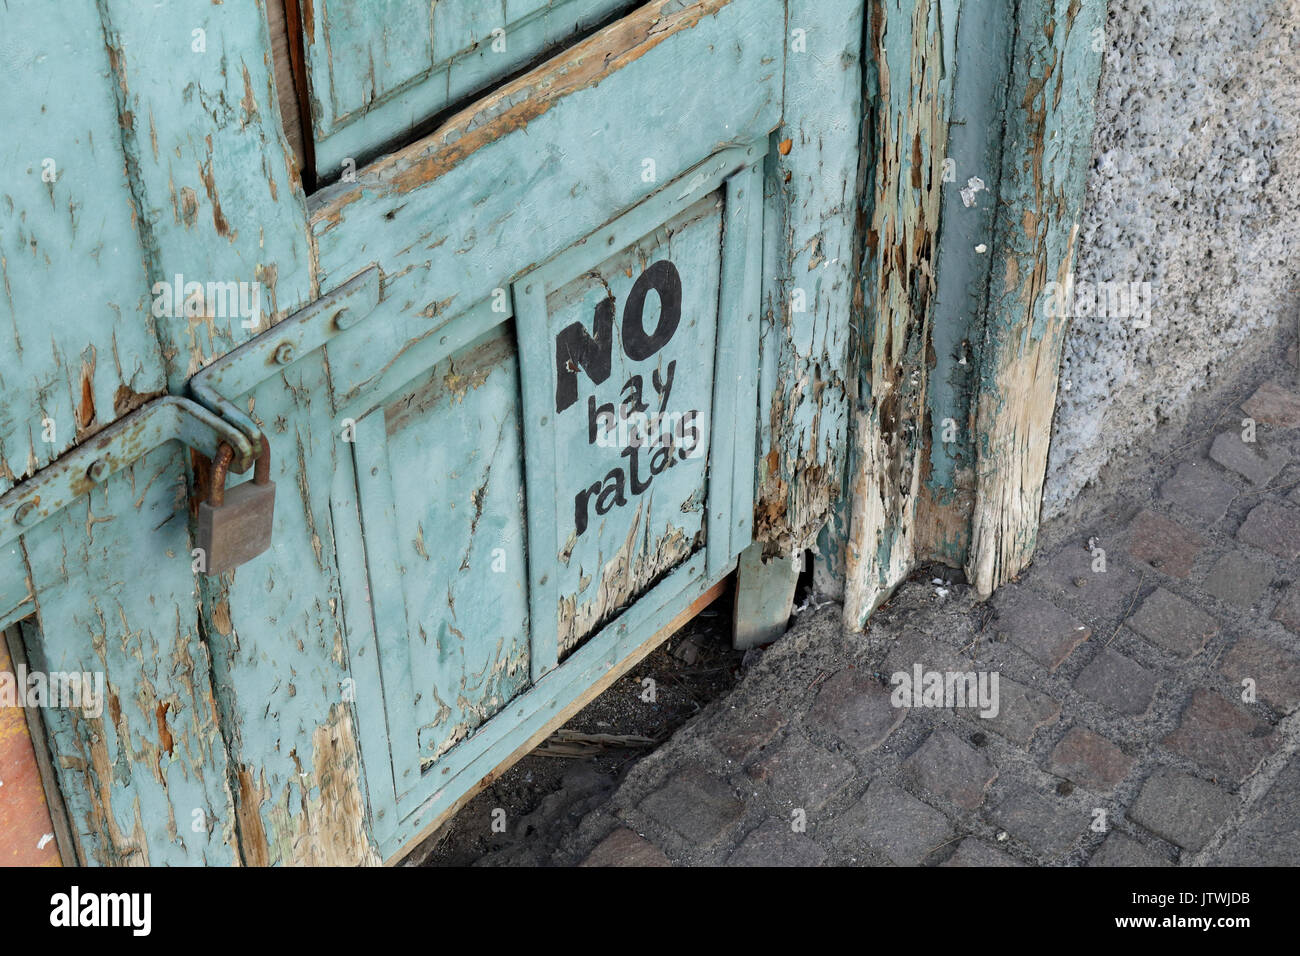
[1042,0,1300,517]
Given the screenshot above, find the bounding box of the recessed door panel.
[350,326,532,793]
[542,194,722,658]
[302,0,639,175]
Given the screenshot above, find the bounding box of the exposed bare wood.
[269,0,314,189]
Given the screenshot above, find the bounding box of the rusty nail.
[87,459,110,483]
[332,307,357,331]
[273,342,296,365]
[14,501,37,525]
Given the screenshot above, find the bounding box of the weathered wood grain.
[97,0,316,388]
[964,0,1104,597]
[841,0,959,630]
[265,0,310,181]
[754,0,863,563]
[22,446,240,865]
[914,1,1015,569]
[199,351,380,865]
[299,0,637,177]
[0,1,168,495]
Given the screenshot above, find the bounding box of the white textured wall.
[1042,0,1300,516]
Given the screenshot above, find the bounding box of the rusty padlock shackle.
[208,439,271,508]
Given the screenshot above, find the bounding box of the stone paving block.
[1272,583,1300,634]
[1217,635,1300,714]
[1211,756,1300,865]
[1160,460,1239,525]
[963,675,1060,744]
[1125,510,1206,578]
[1087,832,1173,867]
[1201,551,1274,609]
[580,828,672,867]
[1128,769,1235,851]
[903,728,998,810]
[746,734,856,811]
[727,817,827,867]
[992,787,1088,860]
[1237,500,1300,560]
[1073,647,1159,716]
[993,588,1092,671]
[639,765,746,847]
[1209,431,1289,486]
[835,781,953,866]
[1048,727,1135,792]
[884,629,961,675]
[807,669,906,753]
[713,705,784,763]
[1162,690,1277,783]
[1128,587,1218,659]
[940,838,1023,867]
[1241,381,1300,428]
[1030,542,1144,618]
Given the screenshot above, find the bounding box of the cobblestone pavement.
[539,364,1300,866]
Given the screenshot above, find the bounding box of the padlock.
[196,439,276,575]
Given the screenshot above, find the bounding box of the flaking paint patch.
[842,0,954,631]
[238,704,379,866]
[557,502,693,657]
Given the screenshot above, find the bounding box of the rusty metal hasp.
[0,396,254,550]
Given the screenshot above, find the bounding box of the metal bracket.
[188,267,382,469]
[0,396,253,550]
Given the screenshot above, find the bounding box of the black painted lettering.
[574,478,603,536]
[595,469,627,514]
[555,297,615,413]
[587,395,616,445]
[622,260,681,361]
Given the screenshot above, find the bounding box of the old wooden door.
[0,0,1103,864]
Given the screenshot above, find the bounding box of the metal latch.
[188,267,381,460]
[0,268,382,568]
[0,396,254,550]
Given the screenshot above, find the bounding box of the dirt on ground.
[407,593,750,866]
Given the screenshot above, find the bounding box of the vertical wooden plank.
[964,0,1105,597]
[349,417,421,802]
[198,354,380,866]
[265,0,310,182]
[21,446,240,866]
[841,0,960,630]
[97,0,316,388]
[914,1,1015,568]
[0,0,168,495]
[515,280,563,681]
[723,161,767,563]
[755,0,858,561]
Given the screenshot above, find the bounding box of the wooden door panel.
[359,327,532,771]
[541,194,722,658]
[302,0,639,176]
